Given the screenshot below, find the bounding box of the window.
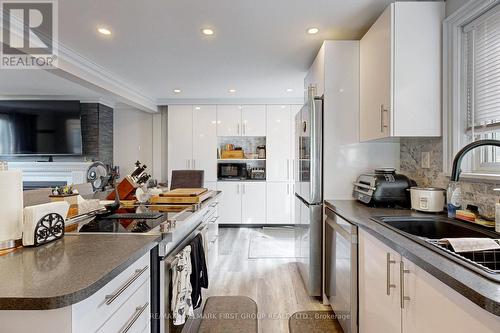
[443,0,500,179]
[462,4,500,173]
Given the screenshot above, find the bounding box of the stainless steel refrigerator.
[294,86,323,296]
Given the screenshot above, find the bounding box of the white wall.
[113,106,154,179]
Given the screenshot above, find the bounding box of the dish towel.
[190,233,209,309]
[439,238,500,253]
[171,246,194,326]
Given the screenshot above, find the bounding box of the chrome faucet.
[451,139,500,181]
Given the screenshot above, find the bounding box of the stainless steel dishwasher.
[325,207,358,333]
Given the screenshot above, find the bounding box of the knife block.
[106,176,137,200]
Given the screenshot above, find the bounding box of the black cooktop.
[75,208,168,233]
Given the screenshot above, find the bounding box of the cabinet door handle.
[242,184,246,194]
[287,183,290,195]
[386,253,396,295]
[380,105,388,133]
[243,123,246,135]
[187,159,191,169]
[400,261,411,309]
[119,301,149,333]
[192,159,196,169]
[237,123,240,136]
[286,159,290,180]
[105,266,148,305]
[236,184,239,194]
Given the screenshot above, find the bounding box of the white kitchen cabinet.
[266,182,292,224]
[358,229,500,333]
[168,105,217,183]
[360,2,444,141]
[241,182,266,223]
[217,105,266,137]
[168,105,193,172]
[267,105,291,182]
[217,105,242,136]
[304,43,325,97]
[217,181,266,224]
[242,105,266,136]
[359,230,401,333]
[193,105,217,180]
[217,182,242,224]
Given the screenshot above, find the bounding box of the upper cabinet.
[216,105,242,136]
[217,105,266,136]
[168,105,217,182]
[360,2,444,142]
[242,105,266,136]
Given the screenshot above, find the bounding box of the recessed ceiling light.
[97,27,111,35]
[286,88,294,92]
[228,89,236,93]
[307,27,319,35]
[173,89,181,94]
[201,28,214,36]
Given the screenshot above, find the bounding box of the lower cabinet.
[217,182,266,224]
[359,229,500,333]
[217,182,243,224]
[266,182,293,224]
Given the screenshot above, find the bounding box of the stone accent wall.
[400,137,499,217]
[81,103,113,166]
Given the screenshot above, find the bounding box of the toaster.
[353,168,415,208]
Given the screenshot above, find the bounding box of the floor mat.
[289,311,343,333]
[248,227,295,259]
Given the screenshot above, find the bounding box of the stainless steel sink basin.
[371,216,500,281]
[375,216,494,239]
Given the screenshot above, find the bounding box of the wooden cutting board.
[162,188,208,197]
[150,189,213,204]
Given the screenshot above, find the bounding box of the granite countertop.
[0,234,160,310]
[0,192,222,311]
[325,200,500,317]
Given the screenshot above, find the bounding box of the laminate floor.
[205,227,330,333]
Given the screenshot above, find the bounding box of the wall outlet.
[421,151,431,169]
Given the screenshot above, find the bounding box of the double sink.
[371,216,500,282]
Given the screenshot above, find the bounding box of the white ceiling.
[0,70,101,99]
[1,0,392,103]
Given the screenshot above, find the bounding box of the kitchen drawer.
[72,252,150,333]
[97,279,150,333]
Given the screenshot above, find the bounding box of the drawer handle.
[209,201,219,207]
[119,301,149,333]
[105,266,148,305]
[209,216,219,223]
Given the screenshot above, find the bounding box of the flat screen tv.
[0,100,82,156]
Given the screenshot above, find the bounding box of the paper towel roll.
[0,170,23,243]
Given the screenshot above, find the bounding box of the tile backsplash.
[400,137,499,217]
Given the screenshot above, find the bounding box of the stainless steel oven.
[325,207,358,333]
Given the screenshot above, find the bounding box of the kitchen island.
[326,200,500,332]
[0,192,221,333]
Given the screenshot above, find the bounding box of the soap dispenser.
[495,188,500,233]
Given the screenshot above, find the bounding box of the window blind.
[463,4,500,168]
[464,4,500,134]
